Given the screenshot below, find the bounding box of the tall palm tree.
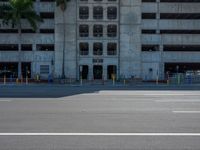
[0,0,43,78]
[56,0,70,79]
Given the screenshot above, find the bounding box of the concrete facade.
[0,0,200,80]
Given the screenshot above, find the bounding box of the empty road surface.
[0,85,200,150]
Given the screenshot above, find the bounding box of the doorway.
[0,62,18,78]
[107,65,117,79]
[93,65,103,79]
[22,62,31,78]
[80,65,89,80]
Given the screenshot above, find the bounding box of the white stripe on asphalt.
[0,133,200,136]
[82,91,200,96]
[156,100,200,103]
[0,100,11,102]
[173,111,200,114]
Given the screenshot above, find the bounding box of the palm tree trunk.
[18,22,22,79]
[62,11,66,79]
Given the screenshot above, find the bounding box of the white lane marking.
[173,111,200,114]
[0,100,11,102]
[0,133,200,136]
[156,100,200,103]
[81,91,200,96]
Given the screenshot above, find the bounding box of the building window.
[79,6,89,19]
[93,43,103,55]
[93,6,103,19]
[36,44,54,51]
[107,25,117,37]
[142,45,159,51]
[0,44,18,51]
[79,43,89,55]
[93,25,103,37]
[107,43,117,55]
[79,25,89,37]
[107,7,117,19]
[21,44,32,51]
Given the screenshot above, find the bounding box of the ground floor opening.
[0,62,18,78]
[165,63,200,74]
[0,62,31,78]
[107,65,117,79]
[80,65,89,80]
[21,62,31,78]
[93,65,103,80]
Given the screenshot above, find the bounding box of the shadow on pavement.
[0,84,200,98]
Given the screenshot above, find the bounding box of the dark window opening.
[107,43,117,55]
[164,45,200,51]
[21,62,31,78]
[0,44,18,51]
[79,43,89,55]
[93,65,103,80]
[165,63,200,75]
[107,65,117,79]
[107,25,117,37]
[36,44,54,51]
[21,44,32,51]
[142,45,159,51]
[80,65,88,80]
[93,43,103,55]
[0,62,18,78]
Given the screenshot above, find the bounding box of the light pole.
[4,66,6,85]
[80,65,83,85]
[176,65,180,84]
[26,66,28,85]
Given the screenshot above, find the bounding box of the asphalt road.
[0,85,200,150]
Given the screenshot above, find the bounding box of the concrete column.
[103,65,107,80]
[159,44,165,79]
[88,65,93,80]
[156,0,160,34]
[120,1,142,78]
[18,62,21,79]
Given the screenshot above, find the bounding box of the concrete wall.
[120,0,142,78]
[54,0,77,79]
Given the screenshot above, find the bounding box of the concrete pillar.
[88,65,93,80]
[120,1,142,79]
[103,65,107,80]
[159,44,165,80]
[18,62,21,79]
[156,0,160,34]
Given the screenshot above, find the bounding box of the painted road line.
[0,133,200,136]
[0,100,12,102]
[82,91,200,96]
[156,100,200,103]
[173,111,200,114]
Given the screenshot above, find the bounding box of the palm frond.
[0,0,42,30]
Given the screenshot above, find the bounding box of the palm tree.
[56,0,70,79]
[0,0,43,78]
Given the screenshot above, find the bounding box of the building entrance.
[93,65,103,79]
[22,62,31,78]
[80,65,89,80]
[165,63,200,74]
[0,62,18,78]
[107,65,117,79]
